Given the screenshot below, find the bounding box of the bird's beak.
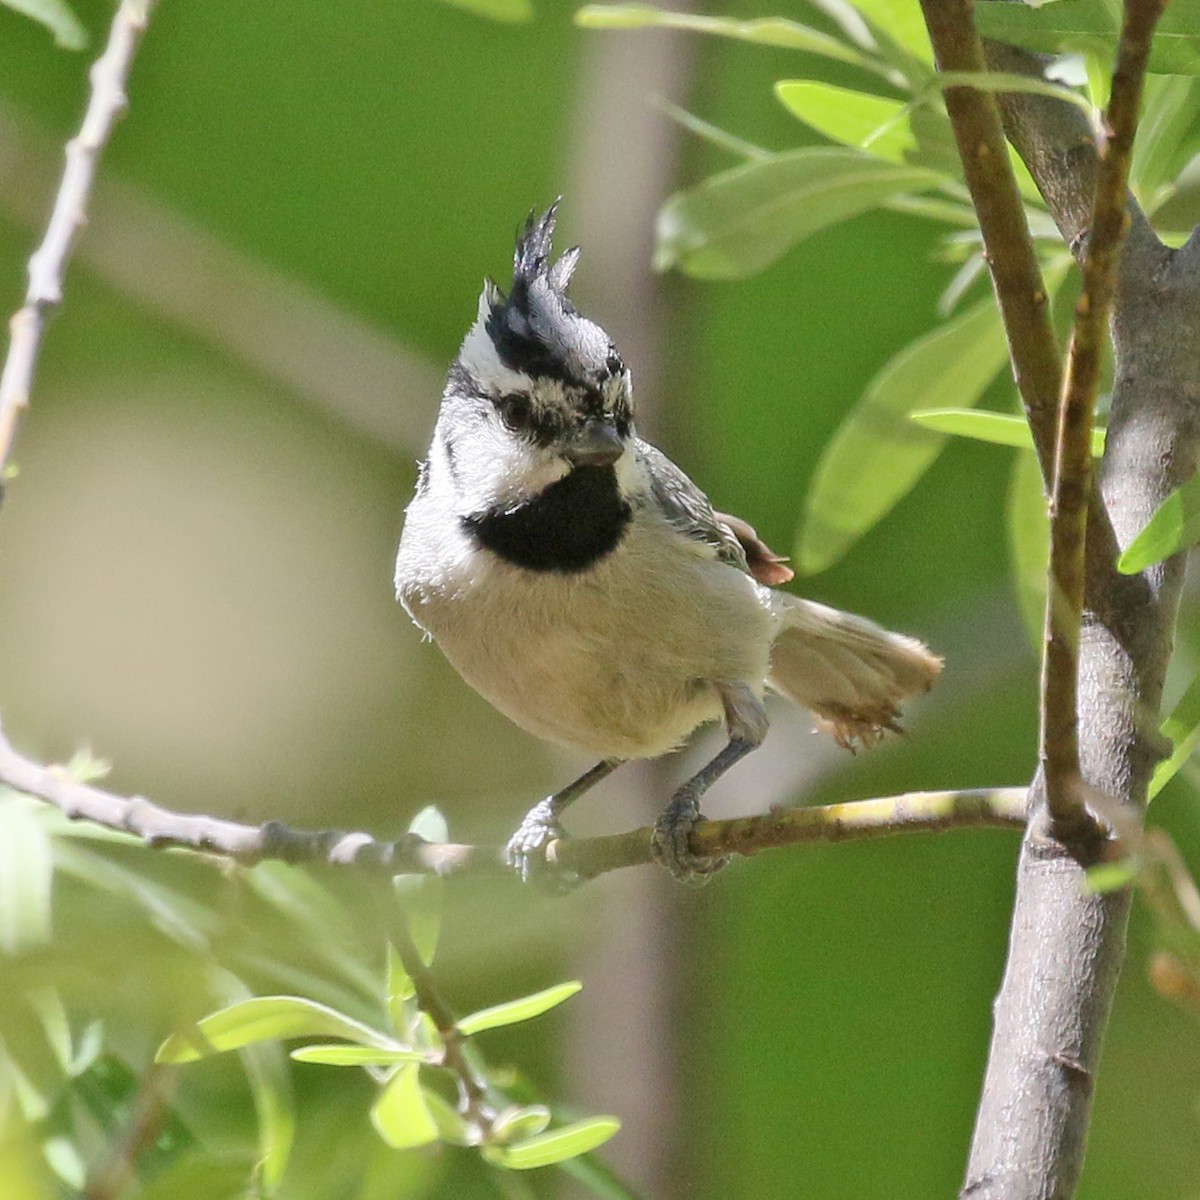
[564,419,624,467]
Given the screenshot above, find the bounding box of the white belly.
[397,514,777,760]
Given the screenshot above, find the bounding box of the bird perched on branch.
[395,202,941,885]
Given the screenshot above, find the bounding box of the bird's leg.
[506,758,622,889]
[652,682,768,885]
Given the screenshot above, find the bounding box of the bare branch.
[1039,0,1167,837]
[0,0,156,478]
[0,725,1027,877]
[917,0,1063,480]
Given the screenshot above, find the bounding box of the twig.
[1039,0,1166,837]
[0,0,156,480]
[0,725,1027,877]
[917,0,1063,481]
[83,1063,176,1200]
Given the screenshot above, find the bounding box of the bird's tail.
[767,595,942,749]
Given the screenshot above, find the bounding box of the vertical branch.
[1039,0,1167,834]
[0,0,157,478]
[917,0,1063,481]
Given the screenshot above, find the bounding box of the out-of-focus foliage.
[3,0,1200,1197]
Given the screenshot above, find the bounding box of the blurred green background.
[0,1,1198,1197]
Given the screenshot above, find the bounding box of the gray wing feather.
[637,439,751,575]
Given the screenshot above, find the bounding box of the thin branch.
[917,0,1064,481]
[0,725,1027,877]
[83,1064,176,1200]
[1039,0,1166,837]
[0,0,156,480]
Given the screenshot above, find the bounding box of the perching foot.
[651,791,729,886]
[505,797,580,894]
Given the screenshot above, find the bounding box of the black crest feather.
[485,199,586,382]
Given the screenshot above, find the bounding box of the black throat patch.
[462,464,632,573]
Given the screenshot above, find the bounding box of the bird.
[394,201,942,885]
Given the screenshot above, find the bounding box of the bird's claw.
[505,798,580,894]
[651,793,729,886]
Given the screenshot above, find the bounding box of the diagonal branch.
[917,0,1064,481]
[1039,0,1167,836]
[0,724,1027,878]
[0,0,157,481]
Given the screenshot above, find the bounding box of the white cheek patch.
[459,317,534,396]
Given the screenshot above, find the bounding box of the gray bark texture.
[964,42,1200,1200]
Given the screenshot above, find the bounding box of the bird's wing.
[637,439,794,586]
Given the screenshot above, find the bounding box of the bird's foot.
[505,798,580,894]
[651,792,729,886]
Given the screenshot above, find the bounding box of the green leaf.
[575,5,874,70]
[1150,674,1200,799]
[156,996,395,1063]
[655,148,944,279]
[1117,470,1200,574]
[438,0,532,21]
[487,1117,621,1170]
[975,0,1200,77]
[775,81,958,172]
[1007,447,1050,650]
[927,70,1093,113]
[798,296,1008,573]
[1085,861,1138,894]
[492,1105,553,1143]
[909,408,1106,455]
[420,1083,483,1146]
[1,0,87,49]
[240,1042,295,1193]
[1131,75,1200,206]
[847,0,933,63]
[369,1064,439,1150]
[457,981,582,1037]
[0,796,54,954]
[289,1044,425,1066]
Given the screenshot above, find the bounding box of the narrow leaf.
[1085,861,1138,894]
[1007,448,1050,650]
[575,5,873,69]
[798,296,1008,573]
[492,1105,553,1143]
[928,70,1093,113]
[369,1064,438,1150]
[0,797,54,954]
[1,0,87,49]
[240,1042,295,1193]
[1118,470,1200,574]
[488,1117,621,1170]
[289,1044,425,1066]
[655,148,944,279]
[1150,674,1200,799]
[910,408,1106,455]
[421,1083,483,1146]
[156,996,395,1063]
[457,981,582,1037]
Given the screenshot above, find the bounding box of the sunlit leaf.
[1117,470,1200,574]
[421,1083,483,1146]
[457,982,582,1037]
[1,0,87,49]
[848,0,933,63]
[655,148,944,279]
[1007,448,1050,649]
[975,0,1200,76]
[1085,861,1137,894]
[369,1064,438,1150]
[1150,674,1200,799]
[575,5,874,69]
[1132,75,1200,206]
[289,1044,424,1066]
[438,0,532,21]
[0,796,54,954]
[156,996,395,1063]
[910,408,1106,455]
[798,295,1008,573]
[775,81,958,173]
[486,1117,621,1170]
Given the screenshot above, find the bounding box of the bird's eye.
[605,349,624,376]
[498,394,533,432]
